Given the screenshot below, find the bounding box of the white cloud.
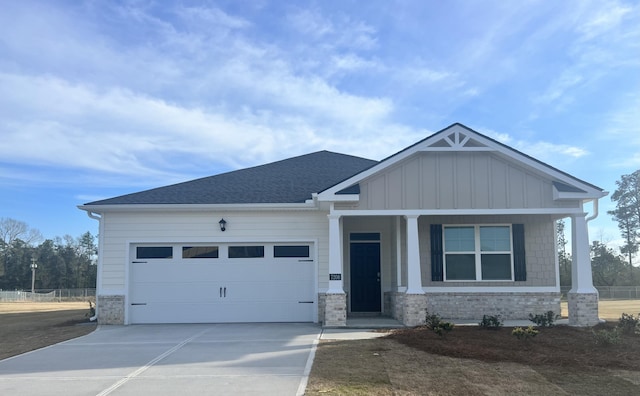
[479,127,589,164]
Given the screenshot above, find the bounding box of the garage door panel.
[131,282,222,303]
[129,244,315,324]
[131,300,314,324]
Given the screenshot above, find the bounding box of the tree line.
[559,169,640,287]
[0,218,96,290]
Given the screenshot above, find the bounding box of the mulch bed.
[388,322,640,371]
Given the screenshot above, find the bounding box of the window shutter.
[512,224,526,281]
[430,224,443,281]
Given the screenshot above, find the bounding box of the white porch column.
[395,216,403,288]
[324,213,346,327]
[327,214,344,294]
[405,215,423,294]
[403,215,426,326]
[568,213,599,326]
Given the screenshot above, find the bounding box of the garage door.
[129,243,315,324]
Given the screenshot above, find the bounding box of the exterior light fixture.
[219,218,227,232]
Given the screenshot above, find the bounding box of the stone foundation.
[323,293,347,327]
[425,292,561,320]
[568,292,599,326]
[402,293,427,326]
[97,295,125,325]
[385,291,405,323]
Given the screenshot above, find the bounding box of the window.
[182,246,219,259]
[136,246,173,259]
[350,233,380,241]
[274,245,310,258]
[443,225,513,281]
[228,246,264,258]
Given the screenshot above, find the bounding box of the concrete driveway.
[0,323,321,396]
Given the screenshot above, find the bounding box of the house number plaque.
[329,273,342,281]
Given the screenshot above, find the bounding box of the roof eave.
[78,202,319,213]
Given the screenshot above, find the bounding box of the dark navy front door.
[350,242,381,312]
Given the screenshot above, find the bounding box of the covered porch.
[321,210,599,327]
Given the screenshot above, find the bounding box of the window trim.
[443,224,514,282]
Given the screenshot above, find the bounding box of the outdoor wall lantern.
[219,218,227,232]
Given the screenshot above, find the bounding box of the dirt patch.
[0,302,96,360]
[307,323,640,395]
[390,322,640,371]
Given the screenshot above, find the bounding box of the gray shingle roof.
[85,151,377,205]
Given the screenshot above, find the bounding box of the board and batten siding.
[354,151,581,211]
[98,210,330,291]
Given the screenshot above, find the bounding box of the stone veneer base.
[97,295,125,325]
[323,293,347,327]
[387,292,561,323]
[424,292,561,321]
[567,292,599,327]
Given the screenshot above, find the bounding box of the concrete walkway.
[0,323,321,396]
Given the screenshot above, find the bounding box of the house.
[79,123,607,327]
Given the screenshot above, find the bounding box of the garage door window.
[182,246,219,259]
[229,246,265,258]
[274,245,310,258]
[136,246,173,259]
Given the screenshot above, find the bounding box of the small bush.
[479,314,503,330]
[512,326,539,340]
[593,328,622,346]
[425,311,455,337]
[617,313,640,335]
[529,311,559,327]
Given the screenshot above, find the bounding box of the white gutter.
[85,211,101,322]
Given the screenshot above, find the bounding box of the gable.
[353,151,581,210]
[319,123,606,206]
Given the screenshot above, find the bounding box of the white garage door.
[129,243,315,324]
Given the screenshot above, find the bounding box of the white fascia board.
[330,207,587,217]
[78,202,319,213]
[553,186,609,201]
[317,194,360,202]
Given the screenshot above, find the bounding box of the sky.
[0,0,639,249]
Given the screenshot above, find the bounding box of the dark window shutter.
[512,224,526,281]
[430,224,444,281]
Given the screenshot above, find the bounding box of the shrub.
[529,311,559,327]
[593,328,622,346]
[479,314,503,330]
[425,311,455,337]
[512,326,539,340]
[617,313,640,335]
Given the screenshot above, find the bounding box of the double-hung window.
[443,225,513,281]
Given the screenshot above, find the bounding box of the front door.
[350,242,381,312]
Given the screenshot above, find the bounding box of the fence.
[561,286,640,300]
[0,288,96,302]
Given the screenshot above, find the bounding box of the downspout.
[85,211,101,321]
[585,199,599,223]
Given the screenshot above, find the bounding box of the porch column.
[568,213,599,326]
[324,214,346,326]
[403,215,426,326]
[395,216,403,288]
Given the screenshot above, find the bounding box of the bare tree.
[0,218,43,246]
